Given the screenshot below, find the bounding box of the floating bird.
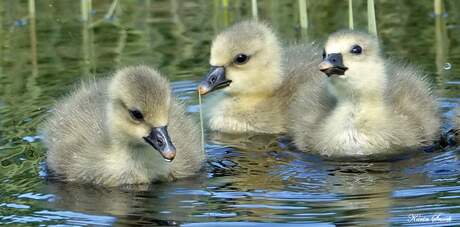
[43,66,204,186]
[288,30,441,160]
[197,21,324,134]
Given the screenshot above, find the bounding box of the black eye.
[322,49,326,59]
[350,45,362,54]
[233,53,250,65]
[129,109,144,121]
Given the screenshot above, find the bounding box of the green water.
[1,0,460,226]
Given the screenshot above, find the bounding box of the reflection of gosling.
[43,66,204,186]
[288,30,441,160]
[197,21,324,134]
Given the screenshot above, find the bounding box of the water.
[1,0,460,226]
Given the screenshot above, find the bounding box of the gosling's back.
[44,80,110,182]
[385,60,440,142]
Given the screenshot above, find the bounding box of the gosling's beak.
[319,53,348,77]
[197,66,231,95]
[143,126,176,162]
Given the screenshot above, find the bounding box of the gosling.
[43,66,205,186]
[197,21,323,134]
[288,30,441,160]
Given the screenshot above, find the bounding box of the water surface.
[1,0,460,226]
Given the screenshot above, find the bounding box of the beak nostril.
[157,139,164,148]
[210,76,217,84]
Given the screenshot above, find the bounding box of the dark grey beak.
[197,66,232,95]
[143,126,176,162]
[319,53,348,77]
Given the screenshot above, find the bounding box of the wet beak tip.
[197,86,208,95]
[319,62,333,71]
[162,150,176,162]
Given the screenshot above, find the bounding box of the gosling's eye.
[322,49,326,59]
[233,53,250,65]
[350,45,362,55]
[129,109,144,121]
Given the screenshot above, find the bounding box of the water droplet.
[23,135,41,143]
[444,63,452,70]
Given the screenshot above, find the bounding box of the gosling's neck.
[229,63,282,104]
[327,70,388,115]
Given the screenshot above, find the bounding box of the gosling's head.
[198,21,282,95]
[320,30,386,96]
[108,66,176,161]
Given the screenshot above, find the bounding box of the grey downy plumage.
[43,65,204,186]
